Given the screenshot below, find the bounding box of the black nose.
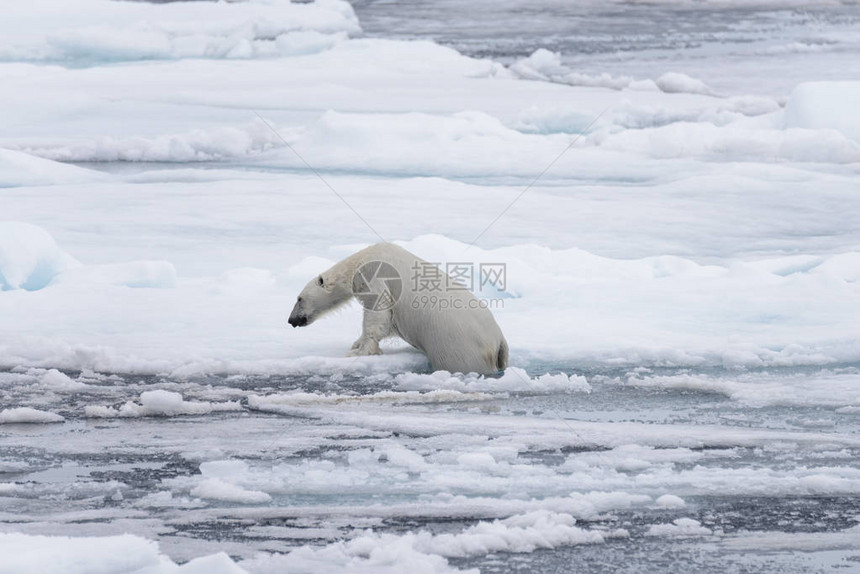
[288,315,308,328]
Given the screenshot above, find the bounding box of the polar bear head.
[288,265,354,327]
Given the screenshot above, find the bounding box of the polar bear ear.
[319,274,336,292]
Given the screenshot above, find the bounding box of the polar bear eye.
[318,276,324,287]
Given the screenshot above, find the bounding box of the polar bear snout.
[290,271,354,329]
[288,299,310,328]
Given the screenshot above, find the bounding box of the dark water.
[350,0,860,95]
[352,0,783,58]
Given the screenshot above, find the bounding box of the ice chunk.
[511,49,646,91]
[456,452,497,470]
[84,390,241,418]
[240,510,608,573]
[0,222,80,290]
[655,72,714,96]
[655,494,686,508]
[191,478,272,504]
[395,368,591,394]
[187,460,272,504]
[414,510,606,557]
[509,48,566,80]
[39,368,88,391]
[0,532,248,574]
[0,407,64,424]
[141,389,189,415]
[646,517,712,538]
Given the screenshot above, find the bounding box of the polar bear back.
[361,243,507,374]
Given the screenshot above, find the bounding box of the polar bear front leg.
[347,308,393,357]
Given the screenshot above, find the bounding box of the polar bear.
[288,243,508,374]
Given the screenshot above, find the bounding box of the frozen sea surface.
[3,365,860,572]
[1,0,860,572]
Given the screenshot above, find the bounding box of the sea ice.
[0,222,79,291]
[0,407,64,424]
[84,390,242,418]
[0,532,247,574]
[785,81,860,143]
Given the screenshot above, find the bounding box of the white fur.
[289,243,508,374]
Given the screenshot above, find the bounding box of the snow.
[511,50,721,95]
[645,518,713,538]
[20,121,283,163]
[654,494,686,509]
[0,0,359,63]
[0,149,107,188]
[0,533,247,574]
[240,535,466,574]
[594,121,860,163]
[0,222,79,290]
[54,261,178,289]
[191,460,277,504]
[512,51,728,97]
[191,479,272,505]
[395,368,591,393]
[240,511,612,574]
[84,390,242,418]
[655,72,715,96]
[39,369,88,391]
[784,82,860,143]
[1,229,858,376]
[393,510,609,557]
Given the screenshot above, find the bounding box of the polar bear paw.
[347,338,382,357]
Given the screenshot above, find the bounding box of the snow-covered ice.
[1,0,859,572]
[0,533,247,574]
[0,407,64,425]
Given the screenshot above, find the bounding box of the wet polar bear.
[288,243,508,374]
